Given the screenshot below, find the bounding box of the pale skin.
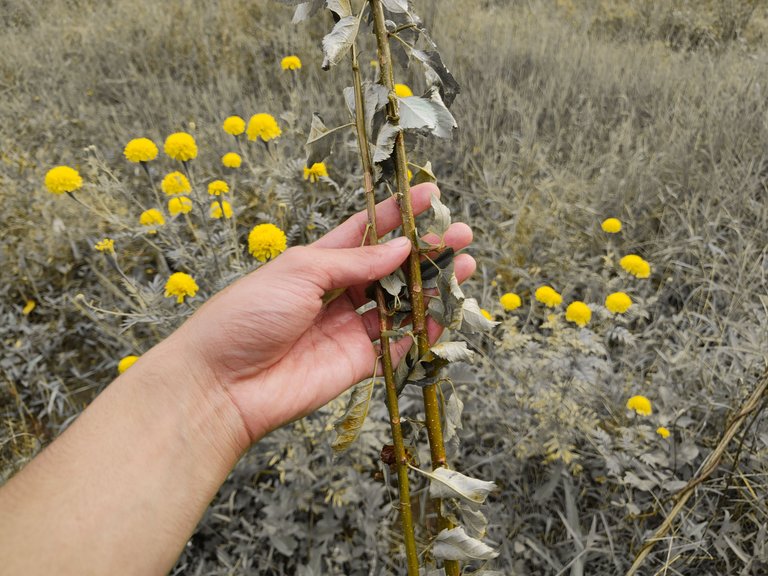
[0,183,475,576]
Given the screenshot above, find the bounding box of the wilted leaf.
[458,503,489,539]
[411,49,461,107]
[372,122,401,163]
[444,392,464,450]
[429,192,451,236]
[398,89,457,138]
[332,378,376,454]
[381,0,408,13]
[379,268,405,297]
[430,341,474,363]
[413,466,496,504]
[460,298,498,333]
[432,526,499,561]
[305,114,332,166]
[322,16,359,70]
[411,161,437,185]
[343,82,390,135]
[326,0,352,17]
[432,261,465,329]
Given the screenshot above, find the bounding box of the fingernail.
[386,237,411,250]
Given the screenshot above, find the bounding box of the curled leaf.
[432,526,499,561]
[398,88,457,138]
[412,465,497,504]
[430,341,474,363]
[332,378,376,454]
[429,192,451,236]
[322,16,359,70]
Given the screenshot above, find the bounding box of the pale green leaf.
[326,0,352,17]
[430,341,474,363]
[429,192,451,236]
[322,16,359,70]
[305,116,352,166]
[444,392,464,448]
[372,122,401,163]
[332,378,376,455]
[381,0,408,12]
[398,89,457,138]
[432,527,499,561]
[460,298,498,333]
[412,466,497,504]
[411,160,437,185]
[379,268,405,297]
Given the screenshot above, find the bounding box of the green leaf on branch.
[372,122,401,163]
[432,526,499,561]
[332,377,376,455]
[322,15,359,70]
[326,0,352,17]
[379,268,406,297]
[430,341,474,363]
[343,82,389,135]
[460,298,499,333]
[411,466,496,504]
[411,49,461,108]
[428,192,451,236]
[398,88,457,138]
[305,116,353,166]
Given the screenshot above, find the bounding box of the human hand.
[177,183,475,445]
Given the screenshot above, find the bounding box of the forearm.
[0,334,249,576]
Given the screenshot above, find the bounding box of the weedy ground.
[2,0,768,574]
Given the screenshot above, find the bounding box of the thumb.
[284,236,412,292]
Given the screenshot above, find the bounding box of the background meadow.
[2,0,768,573]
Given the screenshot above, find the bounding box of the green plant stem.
[368,2,458,574]
[350,42,419,576]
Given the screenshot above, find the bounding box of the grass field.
[2,1,768,574]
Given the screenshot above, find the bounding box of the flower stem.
[368,2,458,574]
[350,42,419,576]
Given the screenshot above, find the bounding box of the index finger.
[312,183,439,249]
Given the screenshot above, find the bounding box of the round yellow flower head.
[303,162,328,183]
[281,55,302,70]
[620,254,651,279]
[94,238,115,253]
[601,218,622,233]
[123,138,159,163]
[605,291,632,314]
[140,208,165,229]
[394,83,413,97]
[164,272,199,304]
[565,301,591,327]
[161,171,191,196]
[22,299,36,316]
[248,223,287,262]
[168,196,193,216]
[500,292,522,311]
[118,355,139,374]
[480,308,493,321]
[207,179,229,196]
[222,115,246,136]
[247,113,282,142]
[535,285,562,308]
[626,395,652,416]
[656,426,670,439]
[164,132,198,162]
[210,200,233,219]
[222,152,242,168]
[45,166,83,195]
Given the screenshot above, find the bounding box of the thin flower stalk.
[369,1,458,574]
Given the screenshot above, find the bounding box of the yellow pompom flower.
[164,132,198,162]
[210,201,233,219]
[626,395,652,416]
[247,113,282,142]
[123,138,159,163]
[601,218,622,233]
[500,292,522,311]
[45,166,83,195]
[22,299,36,316]
[620,254,651,279]
[248,223,287,262]
[656,426,670,439]
[565,301,591,327]
[164,272,199,304]
[140,208,165,228]
[481,308,493,321]
[222,115,246,136]
[168,196,193,216]
[394,83,413,97]
[161,171,191,196]
[207,179,229,196]
[605,292,632,314]
[222,152,242,168]
[281,55,302,70]
[118,355,139,374]
[535,285,562,308]
[303,162,328,183]
[94,238,115,253]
